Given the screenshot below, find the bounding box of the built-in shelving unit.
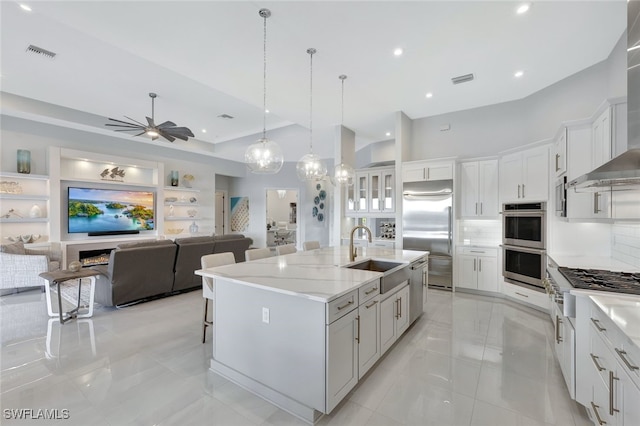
[0,172,51,243]
[163,186,206,237]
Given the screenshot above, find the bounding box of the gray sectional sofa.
[92,234,252,306]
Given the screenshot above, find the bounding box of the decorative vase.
[189,221,199,234]
[29,204,42,218]
[17,150,31,174]
[170,170,179,187]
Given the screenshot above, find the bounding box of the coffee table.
[39,269,99,324]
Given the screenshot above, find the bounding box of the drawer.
[614,340,640,388]
[359,279,380,305]
[589,328,616,387]
[460,247,498,257]
[327,290,358,324]
[370,241,395,249]
[588,305,613,344]
[503,282,549,310]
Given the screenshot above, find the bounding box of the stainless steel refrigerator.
[402,180,453,289]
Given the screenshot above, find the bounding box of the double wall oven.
[502,202,546,290]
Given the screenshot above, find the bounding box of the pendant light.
[244,8,284,174]
[332,75,355,186]
[296,48,327,181]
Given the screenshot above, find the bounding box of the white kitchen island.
[196,246,428,424]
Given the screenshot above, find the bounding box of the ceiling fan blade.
[134,131,146,137]
[158,130,176,143]
[105,123,144,129]
[146,116,156,128]
[112,129,144,133]
[123,116,148,127]
[156,121,177,129]
[165,127,195,137]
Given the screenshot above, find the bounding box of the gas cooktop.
[558,267,640,295]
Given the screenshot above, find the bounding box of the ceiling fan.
[106,92,195,142]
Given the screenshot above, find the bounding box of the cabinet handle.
[609,371,619,416]
[590,353,606,371]
[473,258,476,271]
[515,292,529,298]
[480,202,483,215]
[590,402,606,425]
[555,315,563,344]
[355,315,360,343]
[365,287,379,295]
[475,202,478,215]
[594,192,601,214]
[522,184,525,198]
[591,317,606,332]
[517,184,521,198]
[479,258,482,272]
[365,300,378,309]
[555,153,560,172]
[470,250,485,253]
[395,299,400,319]
[337,300,354,311]
[399,297,402,318]
[615,348,640,370]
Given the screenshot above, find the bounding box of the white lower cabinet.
[575,296,640,426]
[456,247,498,292]
[380,283,410,354]
[326,308,359,413]
[357,295,381,379]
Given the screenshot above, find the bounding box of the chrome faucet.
[349,225,372,262]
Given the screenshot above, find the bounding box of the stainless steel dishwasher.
[409,256,428,324]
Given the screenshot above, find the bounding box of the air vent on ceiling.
[26,45,56,59]
[218,114,234,119]
[451,73,474,85]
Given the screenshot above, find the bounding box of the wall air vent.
[217,114,234,119]
[26,45,56,59]
[451,73,474,85]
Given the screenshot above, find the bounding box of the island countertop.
[195,246,428,303]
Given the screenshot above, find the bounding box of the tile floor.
[0,287,592,426]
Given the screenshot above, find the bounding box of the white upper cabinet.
[459,160,498,218]
[402,160,453,183]
[591,107,612,169]
[346,167,395,217]
[553,127,567,177]
[499,145,549,203]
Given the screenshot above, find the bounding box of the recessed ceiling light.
[393,48,403,56]
[514,70,524,78]
[516,3,530,14]
[265,109,270,114]
[386,132,391,137]
[201,129,207,133]
[426,92,433,98]
[19,4,32,12]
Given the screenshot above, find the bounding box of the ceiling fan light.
[296,153,327,181]
[146,129,159,138]
[333,162,355,186]
[245,137,284,174]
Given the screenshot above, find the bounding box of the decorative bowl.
[187,209,197,218]
[166,228,183,235]
[165,197,178,202]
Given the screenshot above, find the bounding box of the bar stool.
[276,244,297,255]
[245,248,272,261]
[303,241,320,251]
[201,252,235,343]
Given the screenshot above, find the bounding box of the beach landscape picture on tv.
[68,187,155,234]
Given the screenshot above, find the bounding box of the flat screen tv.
[68,187,155,234]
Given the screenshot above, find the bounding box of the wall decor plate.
[314,196,320,205]
[312,206,318,217]
[317,213,324,222]
[319,190,326,200]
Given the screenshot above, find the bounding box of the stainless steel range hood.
[569,1,640,191]
[567,148,640,189]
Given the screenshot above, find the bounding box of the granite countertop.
[590,293,640,350]
[196,246,428,303]
[548,253,640,272]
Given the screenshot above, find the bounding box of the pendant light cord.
[308,49,315,154]
[339,75,347,164]
[262,11,268,140]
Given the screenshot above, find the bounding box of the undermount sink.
[344,259,410,294]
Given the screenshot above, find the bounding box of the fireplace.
[78,248,113,267]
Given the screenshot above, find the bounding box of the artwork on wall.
[230,196,250,232]
[312,183,327,223]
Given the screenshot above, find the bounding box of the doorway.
[215,190,226,235]
[266,189,298,248]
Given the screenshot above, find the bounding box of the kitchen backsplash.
[457,220,501,246]
[612,224,640,268]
